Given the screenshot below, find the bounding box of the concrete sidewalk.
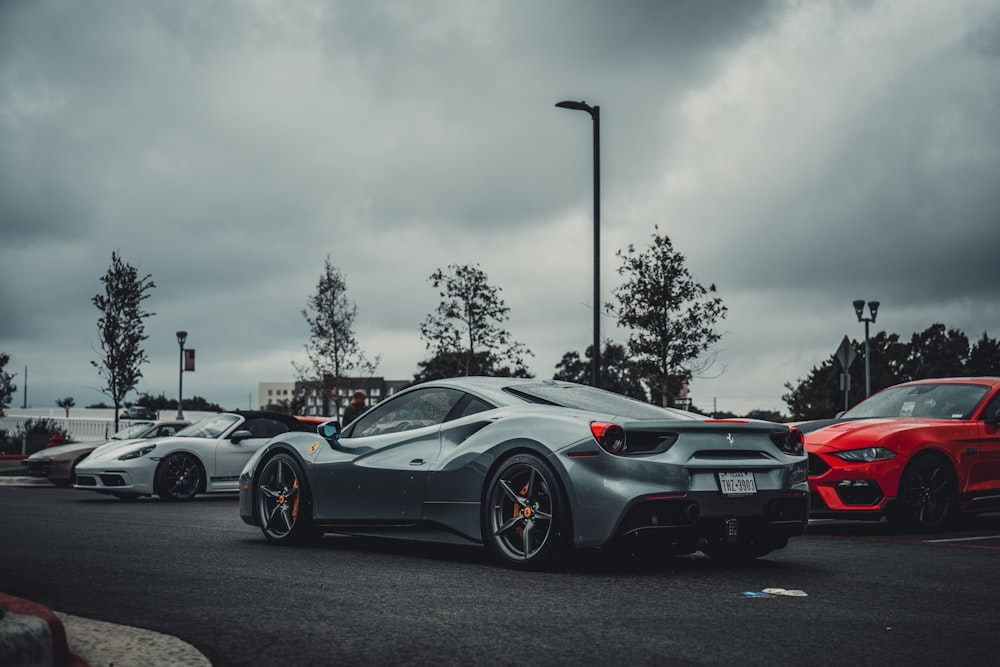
[0,594,211,667]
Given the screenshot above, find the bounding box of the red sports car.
[800,377,1000,530]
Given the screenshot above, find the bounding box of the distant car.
[74,411,317,501]
[21,420,188,486]
[121,406,157,420]
[801,377,1000,530]
[239,377,809,568]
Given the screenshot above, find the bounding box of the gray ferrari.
[238,377,809,568]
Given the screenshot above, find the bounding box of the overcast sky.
[2,0,999,415]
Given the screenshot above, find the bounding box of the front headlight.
[118,444,157,461]
[833,447,896,463]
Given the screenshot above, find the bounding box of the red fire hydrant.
[47,432,65,448]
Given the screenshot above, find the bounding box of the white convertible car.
[74,411,319,501]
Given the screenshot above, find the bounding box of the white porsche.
[74,411,318,501]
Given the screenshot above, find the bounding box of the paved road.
[2,484,1000,666]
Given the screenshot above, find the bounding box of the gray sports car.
[238,377,809,568]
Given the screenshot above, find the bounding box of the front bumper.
[21,458,52,477]
[73,461,156,495]
[807,451,905,516]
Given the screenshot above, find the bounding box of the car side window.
[242,418,291,439]
[448,395,495,421]
[351,388,464,437]
[981,394,1000,422]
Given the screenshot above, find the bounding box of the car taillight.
[590,422,625,454]
[783,428,804,456]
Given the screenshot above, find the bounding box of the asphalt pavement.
[0,472,211,667]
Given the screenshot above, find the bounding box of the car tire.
[255,453,321,546]
[483,452,569,570]
[155,452,204,501]
[887,452,956,532]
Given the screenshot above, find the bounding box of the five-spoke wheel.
[256,453,320,545]
[484,453,567,569]
[155,453,203,501]
[889,453,956,531]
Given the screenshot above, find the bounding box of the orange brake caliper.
[291,479,300,520]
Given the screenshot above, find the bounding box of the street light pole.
[852,300,880,397]
[176,330,187,419]
[556,99,601,388]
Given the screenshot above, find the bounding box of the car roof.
[890,376,1000,388]
[406,376,582,406]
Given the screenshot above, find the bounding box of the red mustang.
[799,377,1000,530]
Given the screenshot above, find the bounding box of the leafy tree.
[968,332,1000,374]
[609,227,727,407]
[0,353,16,417]
[900,324,969,380]
[298,257,378,419]
[554,343,648,401]
[418,264,532,379]
[91,252,155,430]
[56,397,75,418]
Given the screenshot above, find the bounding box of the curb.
[0,594,87,667]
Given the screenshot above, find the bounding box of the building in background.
[259,377,409,420]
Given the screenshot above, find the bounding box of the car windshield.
[504,383,702,421]
[111,422,154,439]
[174,414,240,438]
[843,382,990,420]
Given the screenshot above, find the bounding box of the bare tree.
[419,264,532,379]
[299,257,377,418]
[91,252,156,430]
[610,227,727,407]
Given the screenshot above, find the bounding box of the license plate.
[718,471,757,496]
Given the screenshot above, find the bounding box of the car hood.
[83,435,212,463]
[803,418,943,452]
[26,441,109,460]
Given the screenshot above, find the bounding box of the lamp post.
[852,300,879,397]
[556,99,601,388]
[176,330,187,419]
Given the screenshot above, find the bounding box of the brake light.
[783,428,804,456]
[590,422,625,454]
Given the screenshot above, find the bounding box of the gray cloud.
[2,0,997,414]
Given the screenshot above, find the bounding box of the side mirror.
[319,421,342,440]
[986,407,1000,426]
[230,429,254,443]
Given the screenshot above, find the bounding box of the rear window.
[503,383,701,420]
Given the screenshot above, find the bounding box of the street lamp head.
[176,330,187,347]
[852,300,865,321]
[556,100,596,117]
[868,301,880,322]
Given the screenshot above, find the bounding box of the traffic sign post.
[835,336,856,413]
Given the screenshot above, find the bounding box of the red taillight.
[784,428,804,456]
[590,422,625,454]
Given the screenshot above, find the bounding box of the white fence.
[0,408,217,454]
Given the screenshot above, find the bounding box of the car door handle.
[410,459,425,466]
